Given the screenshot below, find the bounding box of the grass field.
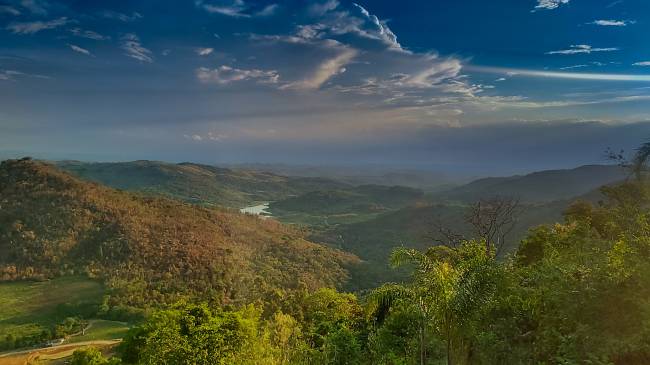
[69,320,130,343]
[0,277,105,339]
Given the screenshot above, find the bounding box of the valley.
[0,157,638,364]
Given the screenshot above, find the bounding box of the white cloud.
[100,10,142,22]
[0,5,21,15]
[589,19,634,26]
[184,132,227,142]
[560,64,588,70]
[403,58,463,88]
[195,0,249,17]
[470,65,650,82]
[309,0,339,16]
[0,69,49,81]
[352,3,402,51]
[20,0,48,15]
[196,0,279,18]
[633,61,650,66]
[69,28,110,41]
[121,33,153,63]
[196,65,280,84]
[196,47,214,56]
[68,44,93,56]
[282,48,357,90]
[495,78,507,82]
[7,17,72,34]
[546,44,619,55]
[256,4,278,16]
[534,0,569,10]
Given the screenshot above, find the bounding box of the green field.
[0,276,104,339]
[69,320,130,342]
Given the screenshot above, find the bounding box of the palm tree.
[369,242,500,365]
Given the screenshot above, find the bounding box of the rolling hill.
[436,164,626,203]
[57,160,349,208]
[0,158,358,308]
[326,200,568,289]
[270,185,424,215]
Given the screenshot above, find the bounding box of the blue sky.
[1,0,650,173]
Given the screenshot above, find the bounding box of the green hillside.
[327,200,567,289]
[57,160,349,208]
[0,159,358,310]
[269,185,424,225]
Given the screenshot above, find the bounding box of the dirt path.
[0,339,121,365]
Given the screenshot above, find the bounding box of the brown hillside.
[0,158,358,307]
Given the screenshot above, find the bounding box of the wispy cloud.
[309,0,339,16]
[121,33,153,63]
[633,61,650,67]
[195,47,214,56]
[184,131,227,142]
[196,0,243,17]
[0,69,49,81]
[7,17,72,34]
[282,48,357,90]
[0,5,21,15]
[588,19,634,26]
[560,64,588,70]
[534,0,569,10]
[546,44,618,55]
[470,66,650,82]
[353,3,402,51]
[196,0,279,18]
[20,0,48,15]
[256,4,278,16]
[404,58,463,88]
[196,65,279,84]
[69,27,110,41]
[68,44,93,57]
[100,10,142,22]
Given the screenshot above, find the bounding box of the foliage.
[0,159,358,311]
[71,347,121,365]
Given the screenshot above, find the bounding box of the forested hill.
[0,158,358,307]
[437,164,626,203]
[57,160,349,208]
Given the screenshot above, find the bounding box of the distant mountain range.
[435,164,627,203]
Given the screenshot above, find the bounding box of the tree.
[118,303,263,365]
[465,197,519,256]
[370,242,501,365]
[71,347,120,365]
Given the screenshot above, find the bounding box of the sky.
[1,0,650,173]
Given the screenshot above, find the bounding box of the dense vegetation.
[271,185,423,216]
[72,175,650,364]
[0,159,357,314]
[2,157,646,364]
[58,160,348,208]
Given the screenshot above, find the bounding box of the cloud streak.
[196,65,279,84]
[121,34,153,63]
[534,0,569,10]
[471,66,650,82]
[589,19,634,26]
[7,17,72,34]
[546,44,618,55]
[100,10,142,22]
[196,47,214,56]
[68,44,93,56]
[282,48,357,90]
[69,28,110,41]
